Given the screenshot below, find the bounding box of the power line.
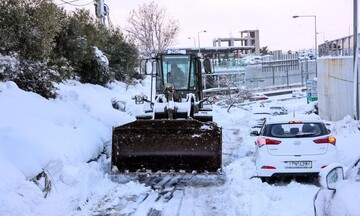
[58,0,79,5]
[57,0,112,29]
[58,0,94,7]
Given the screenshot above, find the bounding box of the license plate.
[284,161,312,169]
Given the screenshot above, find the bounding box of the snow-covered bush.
[1,59,57,99]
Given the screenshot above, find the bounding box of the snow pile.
[329,115,360,166]
[0,79,150,215]
[93,47,109,66]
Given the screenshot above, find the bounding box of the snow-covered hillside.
[1,78,360,216]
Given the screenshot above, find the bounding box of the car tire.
[260,177,271,183]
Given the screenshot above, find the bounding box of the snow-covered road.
[87,98,320,216]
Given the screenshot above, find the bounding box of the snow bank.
[0,80,150,216]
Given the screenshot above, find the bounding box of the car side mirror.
[140,58,158,76]
[319,165,344,190]
[250,130,259,136]
[326,166,344,190]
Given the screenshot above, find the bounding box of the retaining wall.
[317,56,359,121]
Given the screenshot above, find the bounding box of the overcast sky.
[55,0,355,52]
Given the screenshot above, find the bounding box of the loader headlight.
[132,94,145,104]
[207,96,214,103]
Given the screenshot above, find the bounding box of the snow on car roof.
[266,113,321,124]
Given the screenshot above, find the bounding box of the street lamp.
[198,30,207,54]
[293,15,317,77]
[188,37,196,47]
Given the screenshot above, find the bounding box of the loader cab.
[156,53,202,99]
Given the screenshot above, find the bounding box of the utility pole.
[94,0,107,26]
[353,0,359,120]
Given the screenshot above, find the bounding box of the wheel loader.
[111,50,222,176]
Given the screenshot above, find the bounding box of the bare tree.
[125,1,180,57]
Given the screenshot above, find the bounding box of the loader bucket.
[111,119,222,173]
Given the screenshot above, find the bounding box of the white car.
[269,106,288,116]
[313,157,360,216]
[251,115,337,181]
[241,56,262,65]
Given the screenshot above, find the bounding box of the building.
[212,30,260,55]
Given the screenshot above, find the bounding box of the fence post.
[272,62,275,85]
[286,65,289,87]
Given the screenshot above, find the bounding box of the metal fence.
[203,55,316,92]
[262,54,299,72]
[318,35,354,57]
[245,61,315,89]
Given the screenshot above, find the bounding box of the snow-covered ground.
[1,78,360,216]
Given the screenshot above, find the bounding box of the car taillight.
[289,120,302,124]
[261,166,276,169]
[313,136,336,145]
[257,138,281,147]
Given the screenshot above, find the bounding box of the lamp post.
[198,30,207,54]
[188,37,196,47]
[293,15,317,77]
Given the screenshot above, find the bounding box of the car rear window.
[263,122,328,138]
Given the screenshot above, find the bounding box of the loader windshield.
[162,55,195,90]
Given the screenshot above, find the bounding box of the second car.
[251,114,337,181]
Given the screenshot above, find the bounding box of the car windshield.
[264,123,326,138]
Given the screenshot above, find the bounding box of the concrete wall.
[317,56,358,121]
